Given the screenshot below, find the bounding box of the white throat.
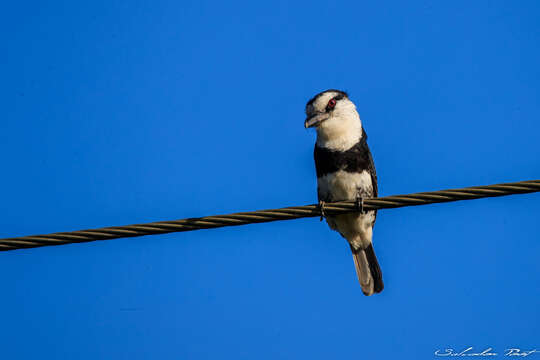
[316,108,363,151]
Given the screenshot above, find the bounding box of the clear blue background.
[1,1,539,359]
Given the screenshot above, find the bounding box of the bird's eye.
[327,98,337,110]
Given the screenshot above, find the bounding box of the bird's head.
[304,89,363,151]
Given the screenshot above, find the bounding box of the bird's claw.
[356,196,365,214]
[318,200,327,221]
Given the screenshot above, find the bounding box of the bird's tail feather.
[351,244,384,296]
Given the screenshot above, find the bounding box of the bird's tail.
[351,244,384,296]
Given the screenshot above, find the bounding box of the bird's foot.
[356,196,365,214]
[318,200,327,221]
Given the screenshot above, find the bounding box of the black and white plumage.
[305,89,383,296]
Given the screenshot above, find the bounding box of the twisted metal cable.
[1,179,539,252]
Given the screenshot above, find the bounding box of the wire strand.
[1,179,539,252]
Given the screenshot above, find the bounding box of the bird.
[304,89,383,296]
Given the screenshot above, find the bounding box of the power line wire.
[1,179,539,252]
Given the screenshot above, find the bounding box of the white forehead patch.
[313,92,340,109]
[306,91,342,114]
[306,91,363,151]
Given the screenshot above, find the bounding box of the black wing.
[361,128,378,198]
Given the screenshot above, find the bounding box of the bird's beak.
[304,113,330,128]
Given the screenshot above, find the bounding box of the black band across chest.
[314,130,372,178]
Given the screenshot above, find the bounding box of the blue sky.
[1,1,539,359]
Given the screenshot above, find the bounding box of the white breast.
[317,170,373,202]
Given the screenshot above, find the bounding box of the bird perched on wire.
[304,89,383,296]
